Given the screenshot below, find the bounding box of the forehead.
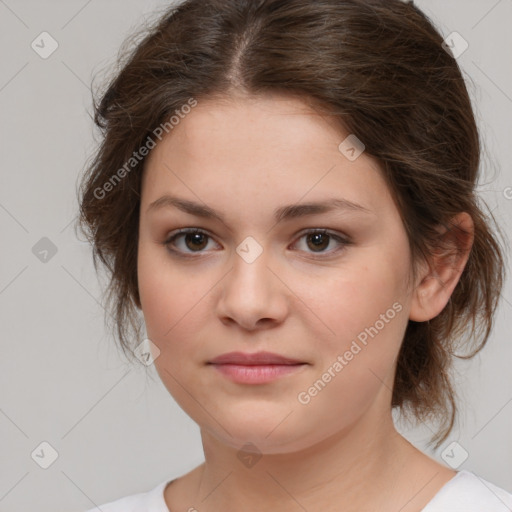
[141,94,394,218]
[155,93,348,160]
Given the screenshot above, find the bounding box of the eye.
[164,228,220,256]
[163,228,351,258]
[291,229,350,256]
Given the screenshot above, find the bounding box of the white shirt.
[85,470,512,511]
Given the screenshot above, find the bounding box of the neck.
[193,409,418,512]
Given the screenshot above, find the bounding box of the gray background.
[0,0,511,510]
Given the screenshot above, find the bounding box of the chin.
[203,412,317,455]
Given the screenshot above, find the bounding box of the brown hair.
[76,0,507,449]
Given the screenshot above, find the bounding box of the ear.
[409,212,474,322]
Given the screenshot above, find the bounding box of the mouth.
[208,351,306,365]
[207,351,308,384]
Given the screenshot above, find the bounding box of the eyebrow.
[146,195,373,223]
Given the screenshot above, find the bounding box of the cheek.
[138,245,197,339]
[294,269,407,429]
[293,259,404,342]
[137,246,220,381]
[289,257,409,416]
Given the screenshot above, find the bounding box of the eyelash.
[163,228,352,259]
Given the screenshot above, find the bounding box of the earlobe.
[409,212,474,322]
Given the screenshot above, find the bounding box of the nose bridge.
[217,235,286,328]
[230,235,271,296]
[235,235,266,267]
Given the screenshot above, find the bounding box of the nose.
[215,243,289,331]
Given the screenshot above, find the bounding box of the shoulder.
[422,470,512,512]
[84,479,171,512]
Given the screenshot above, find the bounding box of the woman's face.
[137,94,417,454]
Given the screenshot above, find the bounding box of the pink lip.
[208,351,304,365]
[208,351,308,384]
[211,363,306,384]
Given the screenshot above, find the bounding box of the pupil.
[308,233,329,251]
[186,233,207,251]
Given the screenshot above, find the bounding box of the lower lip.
[209,363,307,384]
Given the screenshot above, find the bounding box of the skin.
[137,92,474,512]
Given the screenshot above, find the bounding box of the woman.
[79,0,511,510]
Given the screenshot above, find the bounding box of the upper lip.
[208,351,305,365]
